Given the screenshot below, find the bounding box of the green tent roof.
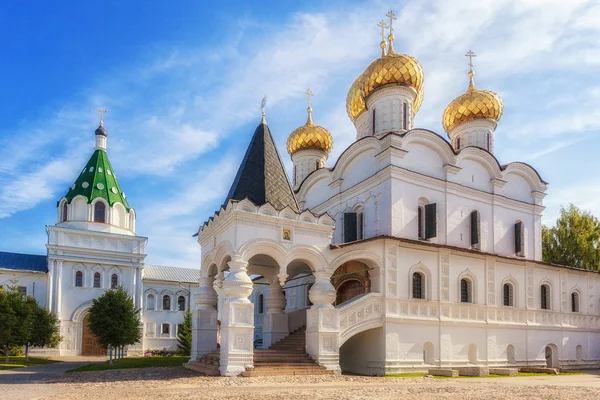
[62,149,131,211]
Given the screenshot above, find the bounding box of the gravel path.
[3,366,600,399]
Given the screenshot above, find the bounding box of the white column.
[219,258,254,376]
[46,259,54,312]
[190,276,218,362]
[306,271,340,373]
[55,260,63,319]
[262,274,289,348]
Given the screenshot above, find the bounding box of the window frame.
[161,323,170,336]
[460,278,473,303]
[75,270,83,287]
[503,283,514,307]
[177,295,186,312]
[162,295,171,311]
[147,294,156,311]
[94,201,107,223]
[93,272,101,288]
[571,291,580,313]
[110,273,118,289]
[62,201,68,222]
[412,272,424,300]
[541,284,551,310]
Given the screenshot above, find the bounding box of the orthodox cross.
[261,95,267,116]
[377,19,388,41]
[97,108,107,125]
[305,88,313,108]
[386,10,397,34]
[465,50,476,73]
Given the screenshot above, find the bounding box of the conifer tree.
[177,308,192,356]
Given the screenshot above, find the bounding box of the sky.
[1,0,600,268]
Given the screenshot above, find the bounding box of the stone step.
[249,363,327,369]
[183,362,220,376]
[241,369,333,377]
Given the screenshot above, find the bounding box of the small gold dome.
[287,108,333,155]
[442,73,503,133]
[346,51,424,122]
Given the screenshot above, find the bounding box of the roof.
[62,132,131,210]
[223,120,299,212]
[143,265,200,283]
[0,251,47,273]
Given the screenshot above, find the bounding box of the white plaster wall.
[0,270,48,306]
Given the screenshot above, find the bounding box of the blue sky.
[1,0,599,268]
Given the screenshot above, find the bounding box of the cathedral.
[1,12,600,375]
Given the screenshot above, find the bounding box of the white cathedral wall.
[0,270,48,307]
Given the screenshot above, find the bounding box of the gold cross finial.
[377,19,388,56]
[386,10,397,54]
[465,50,476,73]
[305,88,313,108]
[260,95,267,123]
[97,108,107,126]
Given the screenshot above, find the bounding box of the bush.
[0,346,24,356]
[144,349,186,357]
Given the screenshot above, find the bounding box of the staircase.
[184,326,334,377]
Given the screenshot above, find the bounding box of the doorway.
[81,314,106,356]
[545,345,557,368]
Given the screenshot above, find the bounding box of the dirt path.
[3,366,600,399]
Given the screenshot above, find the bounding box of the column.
[55,260,63,319]
[306,271,340,373]
[46,259,54,312]
[190,276,218,362]
[262,274,289,348]
[219,258,254,376]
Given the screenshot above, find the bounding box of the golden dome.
[346,51,424,122]
[287,107,333,155]
[442,72,503,133]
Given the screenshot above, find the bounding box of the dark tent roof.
[224,120,299,212]
[0,251,47,273]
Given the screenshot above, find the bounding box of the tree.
[543,204,600,270]
[177,308,192,355]
[0,286,33,363]
[28,306,62,357]
[88,286,141,364]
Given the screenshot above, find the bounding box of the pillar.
[306,271,340,373]
[190,276,218,362]
[262,274,289,348]
[219,258,254,376]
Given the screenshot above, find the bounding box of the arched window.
[541,284,551,310]
[163,295,171,311]
[507,344,516,363]
[75,271,83,287]
[460,278,472,303]
[111,273,118,289]
[571,292,580,313]
[470,210,481,250]
[177,295,186,311]
[257,293,264,314]
[417,206,424,239]
[503,283,514,307]
[62,201,68,222]
[93,272,101,288]
[147,294,155,311]
[576,345,583,362]
[412,272,424,299]
[456,137,461,150]
[94,202,106,223]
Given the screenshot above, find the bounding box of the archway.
[468,344,478,364]
[81,314,105,356]
[332,261,371,306]
[339,327,384,375]
[545,344,558,368]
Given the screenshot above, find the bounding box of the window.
[93,272,101,288]
[258,293,264,314]
[460,278,472,303]
[343,212,358,242]
[94,202,106,223]
[177,295,186,311]
[515,221,524,256]
[163,295,171,311]
[75,271,83,287]
[503,283,514,307]
[62,202,68,222]
[470,210,481,250]
[456,137,461,150]
[412,272,424,299]
[571,292,580,313]
[111,273,118,289]
[372,108,376,135]
[357,211,364,240]
[147,294,155,310]
[418,202,437,240]
[402,102,408,130]
[161,323,170,335]
[541,284,551,310]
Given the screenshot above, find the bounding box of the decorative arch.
[331,138,381,182]
[570,287,581,313]
[539,278,554,310]
[59,198,68,223]
[401,129,456,165]
[112,202,127,228]
[501,276,518,307]
[71,195,89,221]
[502,162,547,190]
[283,246,328,274]
[91,197,109,223]
[329,250,383,273]
[409,262,432,301]
[239,239,287,269]
[458,147,503,179]
[71,299,95,322]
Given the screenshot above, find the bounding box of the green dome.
[62,149,131,211]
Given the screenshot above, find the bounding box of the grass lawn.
[67,356,190,373]
[0,356,60,370]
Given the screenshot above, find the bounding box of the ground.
[2,362,600,400]
[0,357,60,370]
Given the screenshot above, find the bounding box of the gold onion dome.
[442,71,503,133]
[287,105,333,156]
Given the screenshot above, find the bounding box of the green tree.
[0,286,34,363]
[28,306,62,356]
[177,308,192,355]
[88,286,141,364]
[543,204,600,270]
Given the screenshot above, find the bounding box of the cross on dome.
[97,108,107,126]
[305,89,313,108]
[377,19,388,56]
[386,10,397,54]
[260,95,267,124]
[465,50,476,74]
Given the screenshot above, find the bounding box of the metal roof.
[0,251,47,273]
[143,265,199,284]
